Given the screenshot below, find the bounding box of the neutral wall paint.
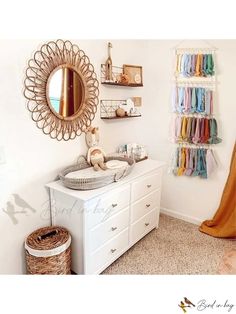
[0,40,235,274]
[102,40,236,224]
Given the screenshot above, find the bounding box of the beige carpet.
[217,249,236,274]
[103,214,236,275]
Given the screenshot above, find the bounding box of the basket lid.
[25,226,71,257]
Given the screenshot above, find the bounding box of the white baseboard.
[160,207,202,225]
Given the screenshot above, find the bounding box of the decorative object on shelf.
[115,108,126,118]
[101,64,122,84]
[100,99,142,119]
[100,64,143,87]
[105,42,113,82]
[118,73,130,85]
[123,64,143,85]
[24,39,99,141]
[120,98,135,116]
[59,155,135,190]
[117,143,148,162]
[129,107,140,117]
[170,42,220,178]
[132,97,142,107]
[129,97,142,116]
[134,73,142,84]
[85,127,107,171]
[25,226,71,274]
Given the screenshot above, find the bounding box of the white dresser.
[46,159,165,274]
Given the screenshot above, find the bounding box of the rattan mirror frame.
[24,39,99,141]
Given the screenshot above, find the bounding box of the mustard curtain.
[199,142,236,238]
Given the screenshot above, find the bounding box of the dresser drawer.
[130,209,158,245]
[131,169,162,202]
[86,184,130,229]
[89,207,129,253]
[131,189,161,223]
[87,228,129,274]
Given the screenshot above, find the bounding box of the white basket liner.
[25,236,71,258]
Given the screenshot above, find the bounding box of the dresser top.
[45,159,166,201]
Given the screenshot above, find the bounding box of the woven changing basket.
[25,226,71,275]
[59,155,135,190]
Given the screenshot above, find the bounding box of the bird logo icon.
[184,297,195,307]
[178,298,195,313]
[2,194,36,224]
[2,201,27,225]
[12,194,36,213]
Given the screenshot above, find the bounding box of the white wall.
[101,40,236,224]
[0,40,235,274]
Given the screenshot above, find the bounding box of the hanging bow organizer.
[169,43,222,179]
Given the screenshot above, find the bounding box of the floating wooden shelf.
[101,64,143,87]
[100,99,141,119]
[101,115,141,120]
[101,82,143,87]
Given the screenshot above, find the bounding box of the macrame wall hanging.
[169,42,222,178]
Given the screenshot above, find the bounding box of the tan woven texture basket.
[25,226,71,275]
[59,155,135,190]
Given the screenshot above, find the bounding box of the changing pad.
[65,164,128,179]
[59,155,135,190]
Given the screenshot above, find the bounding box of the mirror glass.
[48,67,84,118]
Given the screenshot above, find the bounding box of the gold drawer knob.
[111,248,117,253]
[111,227,117,231]
[112,203,118,208]
[145,222,150,227]
[146,204,151,208]
[147,184,152,188]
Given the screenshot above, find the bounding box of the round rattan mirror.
[24,39,99,141]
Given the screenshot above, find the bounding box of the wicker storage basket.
[25,226,71,275]
[59,155,135,190]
